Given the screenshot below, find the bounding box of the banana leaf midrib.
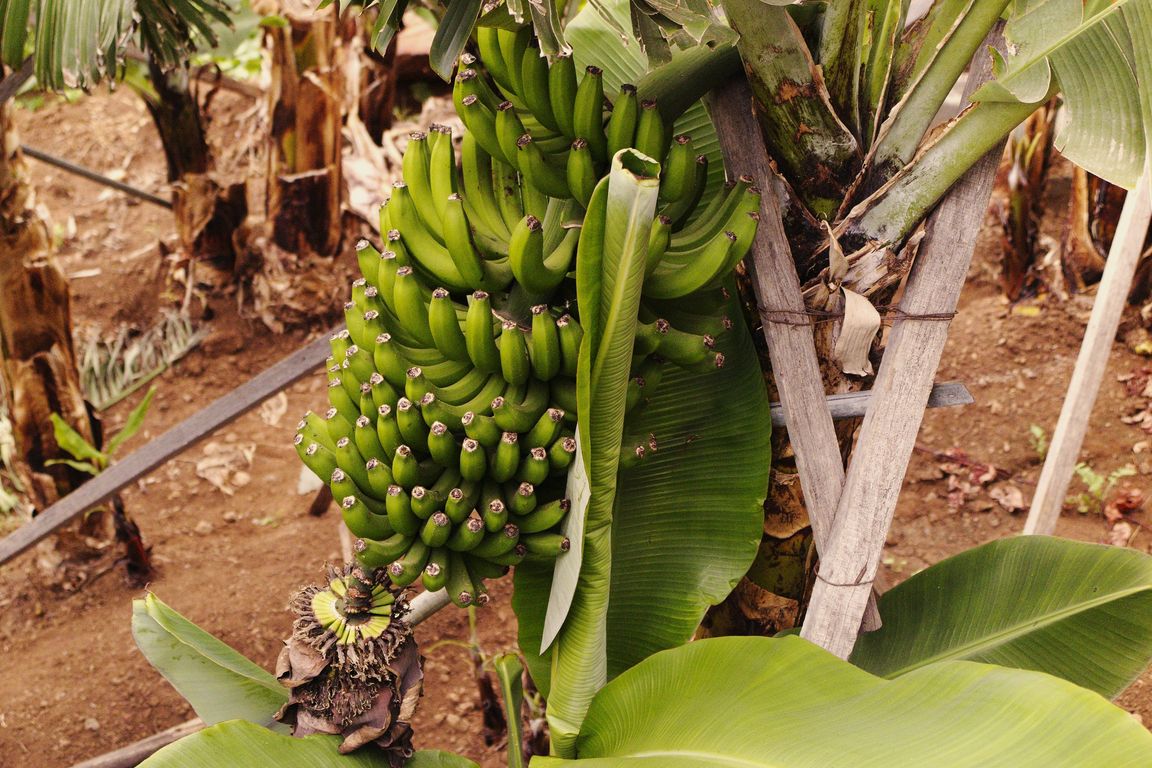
[865,584,1152,678]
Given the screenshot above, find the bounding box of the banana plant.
[130,0,1152,765]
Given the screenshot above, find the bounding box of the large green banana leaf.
[138,719,479,767]
[605,297,768,678]
[533,636,1152,767]
[974,0,1151,188]
[851,536,1152,697]
[132,594,289,732]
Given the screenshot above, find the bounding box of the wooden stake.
[800,41,1006,659]
[709,79,881,629]
[1024,170,1152,535]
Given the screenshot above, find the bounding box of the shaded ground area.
[0,88,1149,767]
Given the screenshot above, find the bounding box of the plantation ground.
[0,89,1149,767]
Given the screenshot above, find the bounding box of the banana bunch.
[292,25,760,610]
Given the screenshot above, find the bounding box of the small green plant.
[1068,461,1137,516]
[1028,424,1049,461]
[48,387,157,476]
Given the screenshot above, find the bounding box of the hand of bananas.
[293,25,759,616]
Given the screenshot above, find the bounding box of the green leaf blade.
[851,536,1152,697]
[132,594,289,731]
[139,719,480,767]
[533,636,1152,767]
[606,293,770,677]
[106,385,156,455]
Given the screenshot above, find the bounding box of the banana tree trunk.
[139,59,248,267]
[264,3,345,258]
[0,102,108,540]
[1063,167,1152,298]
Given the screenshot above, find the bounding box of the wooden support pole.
[1024,169,1152,535]
[708,79,849,563]
[708,78,883,629]
[800,44,1007,659]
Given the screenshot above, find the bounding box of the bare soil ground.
[0,88,1149,767]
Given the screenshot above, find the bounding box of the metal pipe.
[20,145,173,209]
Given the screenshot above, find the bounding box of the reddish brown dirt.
[0,87,1150,768]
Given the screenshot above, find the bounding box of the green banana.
[517,134,571,199]
[573,65,607,163]
[428,288,470,362]
[389,187,472,293]
[507,481,537,515]
[509,214,575,295]
[492,378,549,432]
[420,512,452,547]
[471,522,520,559]
[498,320,531,386]
[447,512,486,551]
[548,434,577,474]
[365,457,394,498]
[387,538,430,587]
[634,99,670,165]
[463,410,502,448]
[386,483,420,536]
[515,497,570,534]
[446,550,476,607]
[476,27,515,96]
[518,447,550,486]
[355,533,413,568]
[522,531,571,559]
[395,397,430,452]
[401,132,442,231]
[443,193,488,288]
[422,547,450,591]
[341,494,393,540]
[464,291,501,373]
[457,94,508,166]
[496,26,531,100]
[529,305,561,381]
[555,314,583,378]
[495,101,527,170]
[548,52,578,138]
[429,124,458,223]
[410,486,442,520]
[524,407,565,448]
[355,239,381,288]
[428,420,460,468]
[491,431,521,483]
[519,43,558,131]
[459,438,487,482]
[566,138,598,208]
[605,84,639,157]
[375,404,403,455]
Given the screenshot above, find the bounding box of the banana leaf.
[974,0,1149,188]
[533,636,1152,767]
[138,719,479,767]
[428,0,483,80]
[851,536,1152,698]
[546,150,662,757]
[606,294,768,678]
[132,594,289,732]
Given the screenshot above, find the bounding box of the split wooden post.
[800,49,1007,659]
[1024,169,1152,535]
[708,80,882,628]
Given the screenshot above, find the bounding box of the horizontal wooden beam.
[0,331,337,567]
[769,381,971,426]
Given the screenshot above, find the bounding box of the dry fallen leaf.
[259,392,289,427]
[196,441,257,495]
